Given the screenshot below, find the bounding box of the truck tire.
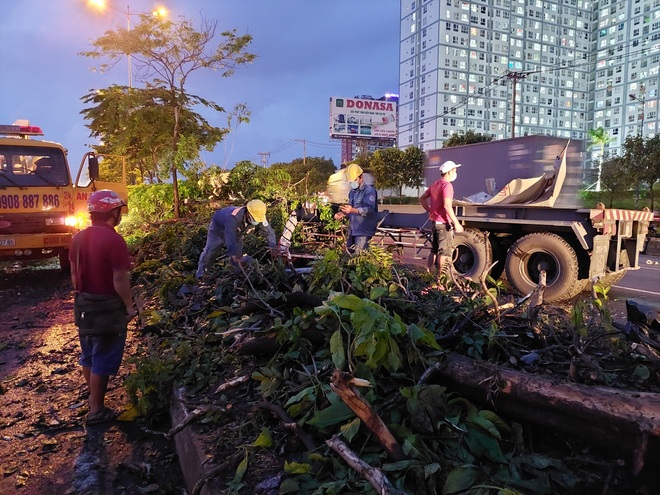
[505,233,581,302]
[452,229,493,281]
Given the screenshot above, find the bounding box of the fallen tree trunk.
[432,353,660,475]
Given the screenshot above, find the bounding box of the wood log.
[431,353,660,474]
[330,370,405,461]
[233,327,327,355]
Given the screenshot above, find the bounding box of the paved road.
[383,234,660,310]
[609,253,660,305]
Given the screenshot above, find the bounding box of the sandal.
[86,407,118,425]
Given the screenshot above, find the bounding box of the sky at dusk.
[0,0,400,173]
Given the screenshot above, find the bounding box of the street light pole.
[87,1,168,88]
[126,5,132,88]
[629,92,646,136]
[628,92,646,207]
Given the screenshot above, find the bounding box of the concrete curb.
[170,387,223,495]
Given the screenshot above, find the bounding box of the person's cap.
[346,163,363,181]
[246,199,267,224]
[87,189,127,213]
[439,160,461,174]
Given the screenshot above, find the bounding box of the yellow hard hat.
[246,199,267,224]
[346,163,363,181]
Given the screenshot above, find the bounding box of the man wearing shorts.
[69,189,136,425]
[419,160,464,283]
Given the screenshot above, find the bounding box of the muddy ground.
[0,266,187,495]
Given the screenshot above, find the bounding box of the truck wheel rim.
[525,251,559,285]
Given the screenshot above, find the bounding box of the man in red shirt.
[419,160,464,285]
[69,189,136,425]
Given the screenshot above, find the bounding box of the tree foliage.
[219,161,291,203]
[270,157,337,196]
[80,14,256,217]
[80,85,226,184]
[598,156,634,208]
[587,127,614,158]
[587,127,615,192]
[622,134,660,211]
[370,146,425,196]
[442,130,493,148]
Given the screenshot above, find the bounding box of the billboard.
[329,96,397,140]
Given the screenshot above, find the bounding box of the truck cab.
[0,122,127,270]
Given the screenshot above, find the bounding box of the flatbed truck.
[375,138,654,302]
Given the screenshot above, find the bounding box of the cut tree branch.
[330,369,405,460]
[326,435,408,495]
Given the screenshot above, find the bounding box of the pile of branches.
[125,220,659,495]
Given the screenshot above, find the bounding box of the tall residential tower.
[398,0,659,165]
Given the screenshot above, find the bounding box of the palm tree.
[587,127,615,192]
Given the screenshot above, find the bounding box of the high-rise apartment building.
[398,0,659,168]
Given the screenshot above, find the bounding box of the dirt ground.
[1,260,656,495]
[0,265,187,495]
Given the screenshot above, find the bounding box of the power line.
[405,39,659,132]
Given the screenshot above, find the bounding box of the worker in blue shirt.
[334,163,378,252]
[196,199,277,278]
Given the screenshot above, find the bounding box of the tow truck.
[0,121,127,270]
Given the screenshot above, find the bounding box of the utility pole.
[505,70,540,138]
[258,152,270,167]
[126,5,132,88]
[294,138,306,166]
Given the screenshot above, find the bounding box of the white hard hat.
[439,160,461,174]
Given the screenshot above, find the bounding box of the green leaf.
[464,428,507,463]
[252,427,273,448]
[284,461,313,474]
[478,409,510,435]
[634,365,650,380]
[233,451,248,484]
[424,462,441,478]
[408,323,441,349]
[279,477,299,493]
[369,286,387,300]
[339,417,361,442]
[307,400,354,428]
[386,339,401,371]
[442,466,479,494]
[469,412,502,440]
[284,386,316,407]
[382,460,418,471]
[330,330,346,371]
[331,293,364,312]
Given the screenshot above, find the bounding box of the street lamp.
[628,92,646,136]
[86,1,168,88]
